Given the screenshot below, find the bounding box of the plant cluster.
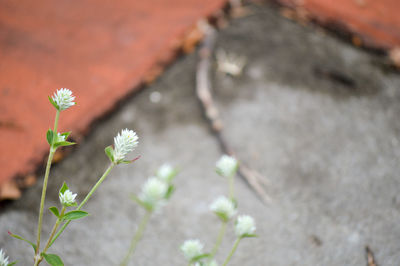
[2,89,256,266]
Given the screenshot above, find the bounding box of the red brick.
[279,0,400,49]
[0,0,226,196]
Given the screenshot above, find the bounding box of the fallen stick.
[196,21,270,204]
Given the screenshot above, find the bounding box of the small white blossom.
[216,155,238,177]
[139,177,167,209]
[180,239,204,261]
[52,88,75,111]
[56,133,66,142]
[59,189,77,207]
[156,164,176,183]
[0,249,9,266]
[113,129,139,162]
[235,215,256,238]
[210,196,237,221]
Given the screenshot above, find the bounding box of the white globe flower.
[139,177,168,209]
[113,129,139,162]
[216,155,238,177]
[180,239,204,261]
[59,189,77,207]
[235,215,256,238]
[210,196,237,221]
[156,163,176,183]
[52,88,75,111]
[0,249,9,266]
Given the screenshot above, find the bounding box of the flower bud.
[216,155,238,177]
[235,215,256,238]
[52,88,75,111]
[59,189,77,207]
[156,164,177,183]
[210,196,237,222]
[113,129,139,162]
[139,177,167,210]
[180,239,204,261]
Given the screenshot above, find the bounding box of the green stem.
[42,207,66,255]
[222,238,241,266]
[48,163,115,248]
[210,221,227,257]
[34,110,60,265]
[120,211,152,266]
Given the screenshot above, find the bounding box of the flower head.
[180,239,204,261]
[156,164,177,183]
[0,249,9,266]
[113,129,139,162]
[216,155,238,177]
[51,88,75,111]
[235,215,256,238]
[210,196,237,221]
[139,177,168,210]
[59,189,77,207]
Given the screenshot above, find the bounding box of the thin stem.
[34,110,60,265]
[49,163,115,248]
[210,221,227,257]
[42,207,66,255]
[120,211,152,266]
[222,238,241,266]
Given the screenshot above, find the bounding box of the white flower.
[180,239,204,261]
[235,215,256,237]
[139,177,167,209]
[216,155,238,177]
[0,249,9,266]
[113,129,139,162]
[59,189,77,207]
[56,133,66,142]
[210,196,237,221]
[52,88,75,111]
[156,164,176,183]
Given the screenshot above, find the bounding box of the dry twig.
[196,21,270,204]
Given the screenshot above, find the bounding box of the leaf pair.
[46,129,75,148]
[49,206,88,221]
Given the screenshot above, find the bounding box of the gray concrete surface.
[2,2,400,265]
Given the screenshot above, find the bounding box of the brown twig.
[195,21,270,204]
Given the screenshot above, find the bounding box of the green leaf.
[59,182,69,195]
[49,206,59,218]
[46,129,54,145]
[48,96,59,110]
[104,145,114,163]
[8,261,18,266]
[62,210,89,221]
[8,231,36,252]
[191,253,211,263]
[53,141,76,148]
[42,253,64,266]
[164,185,175,200]
[130,194,152,211]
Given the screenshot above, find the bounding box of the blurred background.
[1,0,400,265]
